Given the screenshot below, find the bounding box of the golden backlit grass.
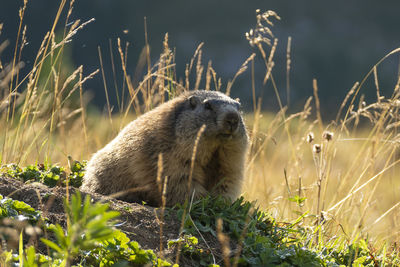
[1,1,400,248]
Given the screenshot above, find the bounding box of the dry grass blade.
[286,36,292,106]
[327,158,400,213]
[336,81,358,124]
[313,79,323,132]
[156,152,167,259]
[262,38,277,85]
[341,47,400,125]
[98,46,113,126]
[175,125,206,264]
[217,218,231,267]
[187,125,206,201]
[369,201,400,229]
[226,53,255,95]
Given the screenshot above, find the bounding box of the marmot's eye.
[205,102,212,110]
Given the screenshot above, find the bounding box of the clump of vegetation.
[175,195,399,266]
[0,195,42,223]
[1,192,174,266]
[83,230,172,267]
[0,160,86,188]
[169,235,215,266]
[0,195,44,253]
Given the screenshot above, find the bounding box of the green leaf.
[12,200,36,214]
[26,246,38,267]
[41,238,63,253]
[288,195,307,206]
[19,231,24,266]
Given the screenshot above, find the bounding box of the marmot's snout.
[224,111,239,134]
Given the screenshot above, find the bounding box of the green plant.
[176,195,399,266]
[39,191,174,266]
[84,230,173,267]
[0,195,42,223]
[0,191,176,266]
[0,160,86,188]
[15,233,62,267]
[67,160,87,188]
[168,235,215,266]
[40,192,119,265]
[177,196,321,266]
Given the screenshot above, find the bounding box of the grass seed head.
[306,132,315,143]
[322,131,333,142]
[313,144,322,154]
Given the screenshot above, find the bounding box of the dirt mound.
[0,175,181,256]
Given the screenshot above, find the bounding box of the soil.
[0,175,185,263]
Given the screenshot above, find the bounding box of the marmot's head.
[175,90,247,143]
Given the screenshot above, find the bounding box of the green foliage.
[84,230,173,266]
[38,191,173,266]
[175,196,399,266]
[1,246,64,267]
[15,233,62,267]
[1,191,175,266]
[320,238,378,267]
[40,192,120,263]
[0,194,41,223]
[177,196,274,240]
[288,195,307,207]
[0,160,86,188]
[0,199,59,267]
[0,250,13,266]
[68,160,86,187]
[177,196,320,266]
[168,235,216,266]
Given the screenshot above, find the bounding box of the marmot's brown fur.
[81,90,248,206]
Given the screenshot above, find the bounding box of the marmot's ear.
[234,98,242,109]
[188,95,200,109]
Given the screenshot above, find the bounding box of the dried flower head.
[322,131,334,141]
[313,144,322,154]
[306,132,314,143]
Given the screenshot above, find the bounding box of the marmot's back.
[81,90,248,206]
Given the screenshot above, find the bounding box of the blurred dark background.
[1,0,400,116]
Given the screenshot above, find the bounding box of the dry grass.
[1,1,400,248]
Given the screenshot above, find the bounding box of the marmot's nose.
[224,112,239,132]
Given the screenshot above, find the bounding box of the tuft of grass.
[0,0,97,166]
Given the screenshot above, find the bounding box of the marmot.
[81,90,248,206]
